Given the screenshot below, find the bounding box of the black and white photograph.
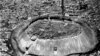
[0,0,100,56]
